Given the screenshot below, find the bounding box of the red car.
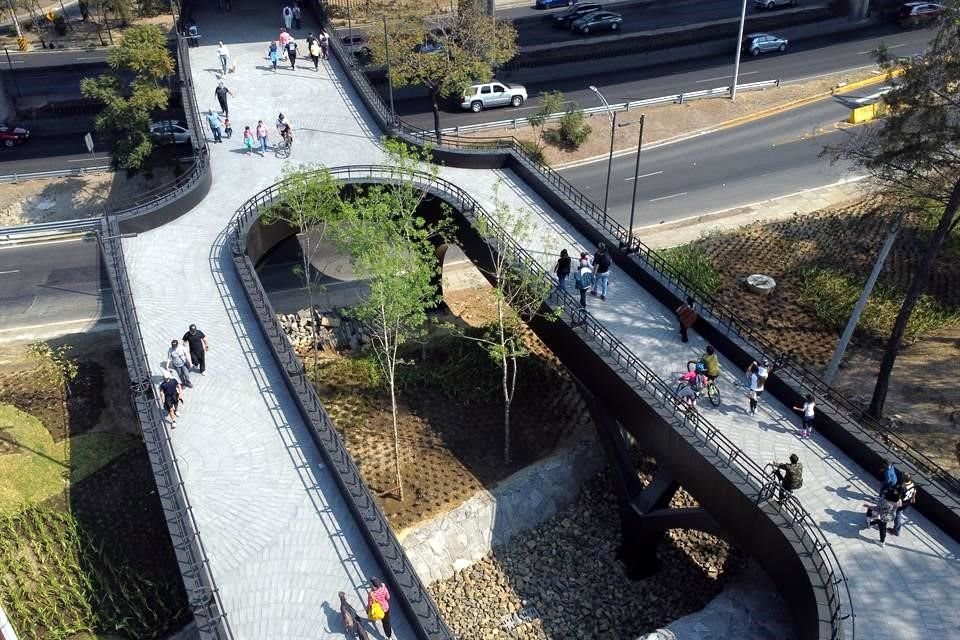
[0,123,29,147]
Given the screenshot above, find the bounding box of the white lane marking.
[0,315,116,333]
[696,71,757,84]
[0,269,20,274]
[649,191,688,202]
[858,43,907,54]
[625,171,663,181]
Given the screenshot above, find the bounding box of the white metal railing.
[443,79,780,135]
[0,218,101,241]
[0,165,110,184]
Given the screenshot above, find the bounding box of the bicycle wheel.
[707,381,720,406]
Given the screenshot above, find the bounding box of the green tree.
[81,24,173,169]
[526,90,566,160]
[328,141,449,500]
[446,195,557,463]
[263,164,345,369]
[27,341,78,398]
[368,5,518,142]
[833,17,960,418]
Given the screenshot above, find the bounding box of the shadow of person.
[822,507,874,540]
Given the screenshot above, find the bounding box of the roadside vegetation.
[0,335,189,639]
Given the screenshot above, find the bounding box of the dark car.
[552,2,602,27]
[571,10,623,34]
[898,2,943,26]
[741,32,788,56]
[0,123,29,147]
[536,0,574,7]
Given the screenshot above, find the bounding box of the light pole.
[619,114,645,253]
[730,0,749,100]
[589,85,617,221]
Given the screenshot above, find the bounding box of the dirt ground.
[308,287,594,530]
[0,10,173,51]
[675,199,960,476]
[0,165,178,227]
[465,67,884,166]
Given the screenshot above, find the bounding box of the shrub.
[555,107,591,148]
[658,244,722,296]
[798,266,960,344]
[517,139,545,165]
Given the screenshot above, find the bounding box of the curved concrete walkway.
[118,1,960,638]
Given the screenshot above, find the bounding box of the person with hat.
[182,324,209,375]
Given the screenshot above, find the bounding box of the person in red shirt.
[675,296,697,343]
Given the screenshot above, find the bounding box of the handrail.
[319,5,960,501]
[228,164,853,640]
[98,217,233,639]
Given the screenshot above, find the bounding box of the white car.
[150,120,191,144]
[460,82,527,113]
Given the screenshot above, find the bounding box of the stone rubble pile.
[276,306,369,353]
[429,467,744,640]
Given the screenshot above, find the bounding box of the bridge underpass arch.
[231,165,851,640]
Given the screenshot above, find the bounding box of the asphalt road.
[0,134,110,174]
[0,235,114,338]
[389,24,931,131]
[3,47,108,69]
[558,97,861,228]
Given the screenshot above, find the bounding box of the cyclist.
[677,365,707,409]
[277,113,293,147]
[688,345,721,382]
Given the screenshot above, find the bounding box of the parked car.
[741,32,788,56]
[552,3,602,27]
[571,10,623,34]
[753,0,798,9]
[341,33,371,61]
[536,0,574,8]
[898,2,944,26]
[150,120,191,145]
[461,81,527,112]
[0,123,29,147]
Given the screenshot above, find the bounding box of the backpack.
[786,463,803,490]
[576,270,594,290]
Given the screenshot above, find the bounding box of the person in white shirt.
[217,41,229,75]
[167,339,193,388]
[792,394,815,438]
[746,362,761,415]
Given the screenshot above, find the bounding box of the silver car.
[460,82,528,112]
[150,120,191,144]
[754,0,798,8]
[741,32,788,56]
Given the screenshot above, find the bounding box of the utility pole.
[730,0,749,100]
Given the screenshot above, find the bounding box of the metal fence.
[0,165,110,184]
[98,217,233,640]
[230,164,854,639]
[442,79,780,135]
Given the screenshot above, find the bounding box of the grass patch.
[798,267,960,344]
[0,405,136,515]
[0,506,187,640]
[658,244,722,296]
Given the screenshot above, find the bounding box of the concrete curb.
[555,70,894,170]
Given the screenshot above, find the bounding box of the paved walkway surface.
[120,1,960,638]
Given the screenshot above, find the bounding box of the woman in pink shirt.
[278,28,291,59]
[367,577,391,638]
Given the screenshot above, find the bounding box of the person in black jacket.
[591,241,612,301]
[182,324,209,374]
[554,249,571,292]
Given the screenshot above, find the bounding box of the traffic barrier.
[848,102,888,123]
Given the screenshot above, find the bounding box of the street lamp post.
[589,85,616,221]
[620,114,645,252]
[730,0,749,100]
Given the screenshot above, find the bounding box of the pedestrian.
[309,38,321,71]
[159,371,182,426]
[890,474,916,536]
[367,578,392,639]
[591,241,612,301]
[293,2,302,29]
[880,460,899,493]
[865,486,901,548]
[243,125,255,155]
[319,30,329,59]
[774,454,803,503]
[746,362,761,415]
[187,19,199,47]
[286,37,299,69]
[217,41,229,75]
[182,324,209,374]
[222,117,232,139]
[574,259,594,315]
[675,295,697,343]
[306,32,316,47]
[338,591,370,640]
[256,120,268,155]
[554,249,571,292]
[792,393,815,438]
[205,110,223,143]
[282,5,293,30]
[214,81,233,117]
[268,41,279,70]
[167,339,193,387]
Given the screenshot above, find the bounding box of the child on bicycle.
[677,365,708,409]
[688,345,721,382]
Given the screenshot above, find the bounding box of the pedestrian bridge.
[98,1,960,639]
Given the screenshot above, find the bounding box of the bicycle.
[686,360,721,407]
[276,133,293,158]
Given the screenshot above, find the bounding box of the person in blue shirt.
[205,110,223,143]
[881,460,899,493]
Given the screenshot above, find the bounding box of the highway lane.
[387,24,931,131]
[0,235,114,338]
[3,48,109,69]
[558,98,861,228]
[0,134,110,174]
